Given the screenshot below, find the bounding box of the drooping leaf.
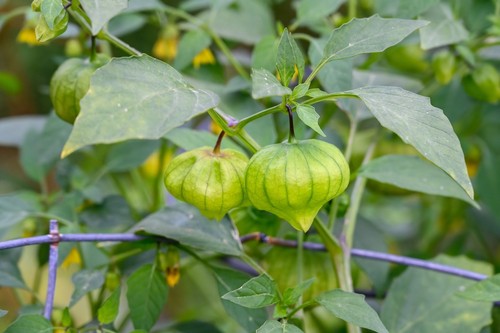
[295,0,344,26]
[322,15,428,63]
[396,0,439,18]
[174,29,212,70]
[0,191,41,230]
[295,104,326,137]
[346,86,474,199]
[252,68,292,99]
[206,0,274,44]
[256,320,304,333]
[0,115,46,147]
[419,3,468,50]
[35,9,68,42]
[457,274,500,302]
[360,155,477,207]
[131,203,243,256]
[69,269,105,307]
[277,28,304,86]
[62,55,219,157]
[316,289,388,333]
[4,314,52,333]
[0,249,27,289]
[381,255,492,333]
[213,267,268,332]
[222,274,280,308]
[40,0,65,30]
[126,264,168,331]
[80,0,128,35]
[98,287,121,324]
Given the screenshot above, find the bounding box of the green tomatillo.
[49,54,109,124]
[245,139,350,232]
[164,146,248,220]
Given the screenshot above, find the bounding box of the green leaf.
[282,278,315,306]
[292,83,310,100]
[476,148,500,218]
[316,289,388,333]
[131,203,243,256]
[360,155,478,207]
[206,0,274,44]
[20,113,71,182]
[419,3,468,50]
[126,264,168,331]
[347,86,474,199]
[98,287,121,324]
[0,191,41,231]
[277,28,304,86]
[457,274,500,302]
[256,320,304,333]
[80,0,128,35]
[295,0,344,26]
[322,15,427,62]
[252,68,292,99]
[295,104,326,137]
[174,29,212,70]
[69,269,105,307]
[381,255,492,332]
[0,255,27,289]
[396,0,439,18]
[35,10,68,42]
[0,115,46,147]
[164,128,244,152]
[213,267,268,332]
[40,0,65,30]
[252,35,279,73]
[5,314,52,333]
[62,55,219,157]
[222,274,280,308]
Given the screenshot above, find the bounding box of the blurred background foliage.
[1,0,500,331]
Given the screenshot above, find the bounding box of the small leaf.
[457,274,500,302]
[213,267,268,332]
[252,68,292,99]
[256,320,304,333]
[62,55,219,157]
[98,287,121,324]
[347,86,474,199]
[80,0,128,35]
[5,314,52,333]
[40,0,65,30]
[131,203,243,256]
[291,83,310,100]
[316,289,388,333]
[295,104,326,137]
[61,307,72,327]
[277,28,304,86]
[360,155,477,207]
[69,269,105,307]
[282,278,315,306]
[126,264,168,331]
[35,10,68,42]
[419,3,468,50]
[222,274,280,308]
[322,15,427,62]
[174,29,212,70]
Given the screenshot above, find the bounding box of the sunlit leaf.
[295,104,326,137]
[277,28,304,86]
[252,68,292,99]
[222,274,280,308]
[98,287,121,324]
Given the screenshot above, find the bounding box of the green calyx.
[164,147,249,220]
[245,139,350,232]
[49,54,109,124]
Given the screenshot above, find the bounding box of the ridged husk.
[245,139,350,232]
[49,55,108,124]
[164,147,248,220]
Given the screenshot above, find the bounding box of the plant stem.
[236,130,261,153]
[235,104,284,131]
[213,131,225,154]
[286,104,296,143]
[296,231,304,308]
[348,0,358,19]
[99,29,142,56]
[151,140,168,211]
